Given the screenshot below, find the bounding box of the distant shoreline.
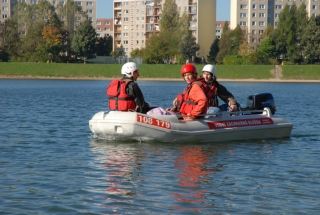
[1,75,320,83]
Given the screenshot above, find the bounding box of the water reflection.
[89,140,143,198]
[172,145,223,212]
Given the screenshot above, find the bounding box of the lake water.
[1,79,320,214]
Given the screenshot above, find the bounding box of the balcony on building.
[189,9,197,15]
[114,3,122,10]
[114,35,121,41]
[114,18,122,25]
[191,0,197,5]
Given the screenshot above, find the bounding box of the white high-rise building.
[230,0,320,45]
[113,0,216,58]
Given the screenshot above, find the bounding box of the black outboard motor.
[246,93,276,115]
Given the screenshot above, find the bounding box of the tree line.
[1,1,319,65]
[0,0,112,63]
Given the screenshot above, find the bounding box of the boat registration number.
[137,114,171,129]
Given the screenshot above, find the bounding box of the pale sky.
[96,0,230,21]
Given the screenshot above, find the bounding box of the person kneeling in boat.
[107,62,151,113]
[202,64,239,113]
[167,63,208,120]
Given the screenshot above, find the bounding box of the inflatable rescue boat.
[89,93,293,143]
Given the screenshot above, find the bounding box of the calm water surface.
[1,79,320,214]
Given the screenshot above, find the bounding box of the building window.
[77,17,82,21]
[124,25,128,29]
[259,13,265,17]
[275,5,282,9]
[96,21,101,25]
[104,28,110,31]
[124,33,128,37]
[240,21,247,26]
[216,24,221,27]
[2,0,9,3]
[252,21,256,26]
[252,30,256,34]
[252,13,256,17]
[87,2,93,6]
[259,21,265,26]
[252,4,256,9]
[312,5,316,9]
[124,17,129,22]
[240,5,247,9]
[87,10,93,14]
[124,10,129,14]
[2,6,8,11]
[240,13,247,17]
[259,30,264,34]
[96,28,101,31]
[105,22,110,25]
[275,13,279,18]
[260,4,265,9]
[75,1,81,5]
[216,30,221,33]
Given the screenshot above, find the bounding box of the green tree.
[0,18,21,61]
[295,3,308,62]
[257,36,276,64]
[130,48,142,58]
[143,0,180,63]
[273,4,301,62]
[178,13,199,62]
[142,34,168,64]
[96,36,113,56]
[301,17,320,64]
[71,20,97,63]
[160,0,179,31]
[110,45,125,59]
[207,38,219,64]
[216,24,243,64]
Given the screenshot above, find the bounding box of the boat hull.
[89,109,293,143]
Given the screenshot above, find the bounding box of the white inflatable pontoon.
[89,108,293,143]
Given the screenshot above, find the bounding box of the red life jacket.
[176,78,208,115]
[106,79,136,111]
[207,82,219,107]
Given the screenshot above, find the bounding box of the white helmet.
[121,62,139,78]
[202,64,217,77]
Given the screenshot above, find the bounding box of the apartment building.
[113,0,216,58]
[96,18,113,37]
[230,0,320,45]
[0,0,96,29]
[216,21,229,39]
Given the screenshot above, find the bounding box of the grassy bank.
[0,62,319,80]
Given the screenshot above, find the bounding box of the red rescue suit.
[106,79,136,111]
[176,78,208,119]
